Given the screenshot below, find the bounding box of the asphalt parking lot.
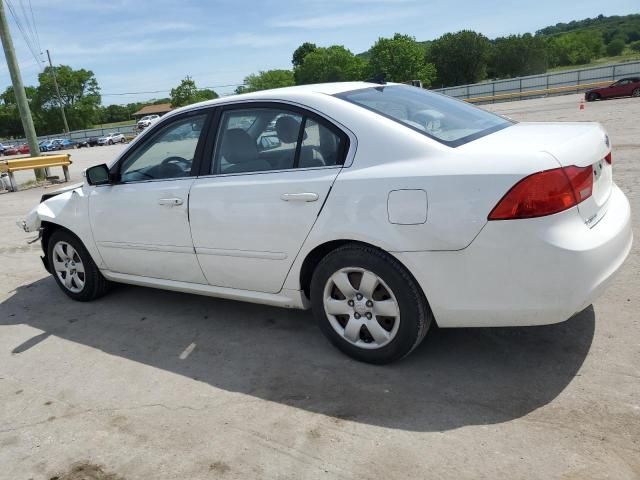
[1,94,639,479]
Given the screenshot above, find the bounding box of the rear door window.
[211,106,348,174]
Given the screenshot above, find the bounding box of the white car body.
[20,82,632,360]
[137,114,160,129]
[97,132,125,145]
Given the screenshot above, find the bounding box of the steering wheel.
[158,156,191,177]
[161,156,190,167]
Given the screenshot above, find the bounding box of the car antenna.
[367,73,386,85]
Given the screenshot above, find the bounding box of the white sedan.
[97,132,126,145]
[137,114,160,129]
[20,82,632,364]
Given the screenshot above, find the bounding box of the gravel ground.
[0,93,638,480]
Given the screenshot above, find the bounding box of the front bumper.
[394,184,632,328]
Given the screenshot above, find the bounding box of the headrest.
[275,116,302,144]
[220,128,258,164]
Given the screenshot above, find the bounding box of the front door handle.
[158,197,184,206]
[280,192,319,202]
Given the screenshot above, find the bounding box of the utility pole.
[0,0,41,172]
[46,49,69,134]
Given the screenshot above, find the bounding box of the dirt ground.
[1,94,639,479]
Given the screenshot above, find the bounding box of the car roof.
[170,81,387,115]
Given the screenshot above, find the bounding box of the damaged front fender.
[17,184,105,269]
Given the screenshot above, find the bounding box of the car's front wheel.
[310,244,432,364]
[587,92,599,102]
[120,137,126,143]
[48,230,110,301]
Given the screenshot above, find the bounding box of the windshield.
[336,84,512,147]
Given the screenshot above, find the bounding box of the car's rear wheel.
[48,230,110,301]
[587,92,599,102]
[120,137,126,143]
[108,140,113,145]
[632,88,640,98]
[310,244,431,364]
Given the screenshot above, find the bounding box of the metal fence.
[4,123,138,148]
[433,61,640,103]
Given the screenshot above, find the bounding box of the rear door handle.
[280,192,319,202]
[158,197,184,206]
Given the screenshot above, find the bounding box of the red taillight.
[605,152,612,164]
[488,165,593,220]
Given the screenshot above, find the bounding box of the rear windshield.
[336,85,512,147]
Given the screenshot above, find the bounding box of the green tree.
[428,30,491,86]
[606,37,626,56]
[292,42,318,68]
[170,77,218,108]
[630,40,640,52]
[489,34,547,77]
[36,65,101,132]
[235,69,295,94]
[294,46,365,85]
[368,33,437,86]
[547,31,604,66]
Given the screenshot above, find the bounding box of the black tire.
[587,92,599,102]
[120,137,126,143]
[47,229,110,301]
[108,140,113,145]
[310,243,432,364]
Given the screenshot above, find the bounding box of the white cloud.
[217,33,293,48]
[268,9,418,29]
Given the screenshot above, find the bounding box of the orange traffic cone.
[579,99,585,110]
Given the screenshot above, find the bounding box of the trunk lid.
[467,122,612,225]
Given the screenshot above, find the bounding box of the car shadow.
[1,277,595,432]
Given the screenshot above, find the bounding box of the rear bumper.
[394,184,632,328]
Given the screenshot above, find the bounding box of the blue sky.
[1,0,638,105]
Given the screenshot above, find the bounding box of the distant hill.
[357,13,640,56]
[536,13,640,38]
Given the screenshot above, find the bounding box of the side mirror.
[85,164,111,186]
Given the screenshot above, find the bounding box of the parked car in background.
[97,132,126,145]
[39,139,62,152]
[0,143,6,155]
[4,144,29,155]
[585,77,640,101]
[53,139,78,150]
[78,137,100,148]
[20,82,632,364]
[137,114,160,129]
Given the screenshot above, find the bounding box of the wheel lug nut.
[366,312,372,319]
[354,313,361,319]
[366,300,373,307]
[356,293,363,300]
[348,300,354,307]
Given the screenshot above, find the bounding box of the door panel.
[189,168,340,293]
[89,179,207,283]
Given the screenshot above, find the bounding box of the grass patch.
[547,51,640,73]
[91,120,136,129]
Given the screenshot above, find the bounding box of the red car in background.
[3,144,30,156]
[585,77,640,101]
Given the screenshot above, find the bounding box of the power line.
[5,0,36,61]
[27,0,40,52]
[100,83,246,96]
[4,0,42,69]
[18,0,37,54]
